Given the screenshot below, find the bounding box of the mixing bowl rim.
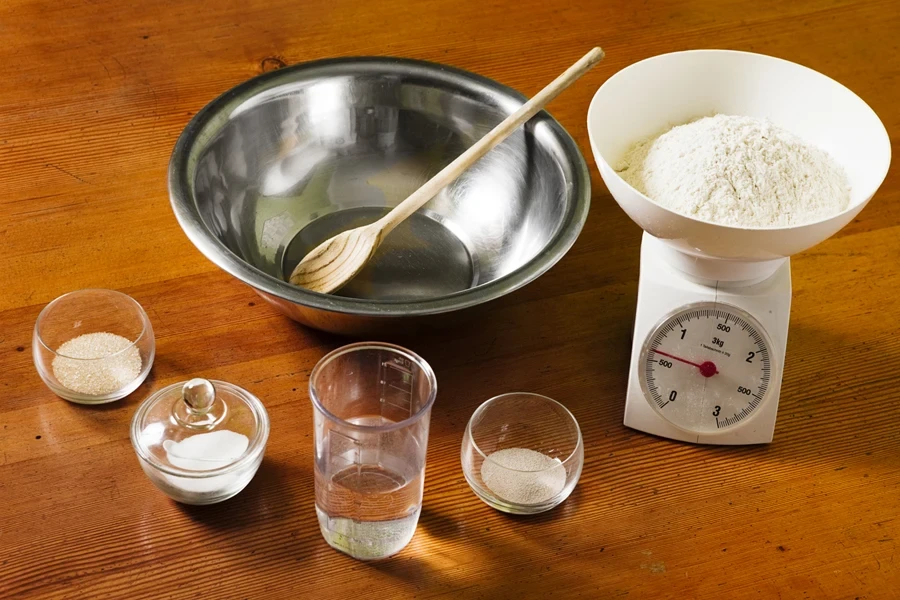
[168,55,590,317]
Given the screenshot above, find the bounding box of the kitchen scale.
[620,233,789,444]
[586,50,891,444]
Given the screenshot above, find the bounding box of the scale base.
[624,233,791,444]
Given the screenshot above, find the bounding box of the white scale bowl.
[587,49,891,278]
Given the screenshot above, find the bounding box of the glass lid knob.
[174,378,226,429]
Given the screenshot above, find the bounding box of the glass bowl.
[461,392,583,515]
[130,379,270,505]
[32,289,155,404]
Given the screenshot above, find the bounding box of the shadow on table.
[363,485,602,596]
[175,458,310,527]
[168,456,329,564]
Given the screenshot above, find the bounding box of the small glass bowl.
[130,379,270,505]
[32,289,155,404]
[462,393,583,515]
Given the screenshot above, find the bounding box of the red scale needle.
[654,349,718,378]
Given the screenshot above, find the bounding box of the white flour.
[616,114,850,227]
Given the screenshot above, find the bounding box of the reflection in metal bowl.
[169,57,590,335]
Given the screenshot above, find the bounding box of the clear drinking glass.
[310,342,437,560]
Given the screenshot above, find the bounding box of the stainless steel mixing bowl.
[169,57,590,335]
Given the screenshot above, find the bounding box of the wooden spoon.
[289,47,605,294]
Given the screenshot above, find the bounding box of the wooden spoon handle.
[376,46,605,235]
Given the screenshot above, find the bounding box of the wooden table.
[2,0,898,597]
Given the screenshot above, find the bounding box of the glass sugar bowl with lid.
[130,378,270,505]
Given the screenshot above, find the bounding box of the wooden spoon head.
[288,224,383,294]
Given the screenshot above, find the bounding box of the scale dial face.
[638,302,774,435]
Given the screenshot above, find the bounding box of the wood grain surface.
[1,0,898,598]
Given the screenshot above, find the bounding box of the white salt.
[52,332,142,396]
[481,447,567,505]
[163,430,249,494]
